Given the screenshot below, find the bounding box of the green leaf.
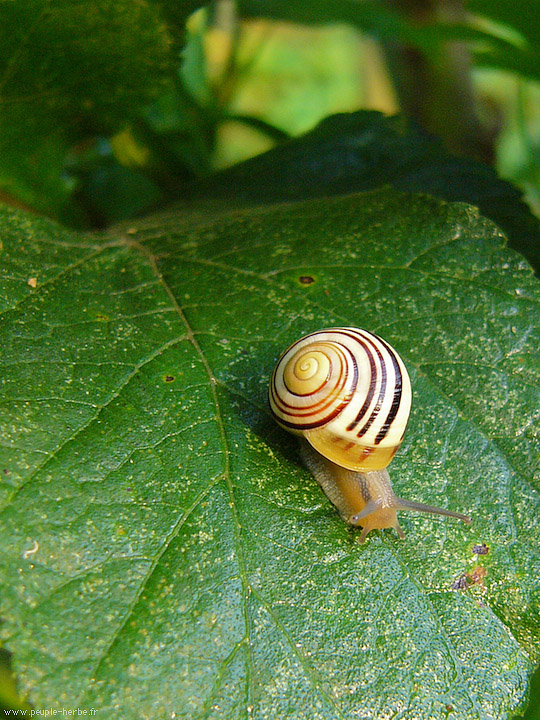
[0,0,177,215]
[0,0,175,130]
[523,664,540,720]
[1,185,539,718]
[468,0,540,49]
[194,111,540,274]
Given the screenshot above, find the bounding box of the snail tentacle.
[396,498,472,524]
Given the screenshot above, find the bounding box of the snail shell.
[269,327,410,472]
[269,327,471,542]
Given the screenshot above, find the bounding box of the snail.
[269,327,471,542]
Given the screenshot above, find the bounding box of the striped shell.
[269,327,411,472]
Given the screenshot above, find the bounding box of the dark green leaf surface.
[193,111,540,274]
[0,0,175,215]
[0,0,174,129]
[468,0,540,82]
[0,189,539,719]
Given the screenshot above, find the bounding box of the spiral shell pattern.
[269,327,411,471]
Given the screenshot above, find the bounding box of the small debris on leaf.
[22,540,39,559]
[452,566,488,591]
[472,543,489,555]
[451,574,469,590]
[469,566,487,587]
[27,277,37,288]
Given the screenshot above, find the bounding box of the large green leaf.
[0,185,539,718]
[194,111,540,274]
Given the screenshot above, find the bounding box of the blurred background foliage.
[1,0,540,717]
[1,0,540,229]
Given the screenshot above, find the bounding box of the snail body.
[269,327,471,542]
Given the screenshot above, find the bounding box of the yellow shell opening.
[305,427,399,472]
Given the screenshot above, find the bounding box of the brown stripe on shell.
[269,369,348,420]
[373,335,403,445]
[269,334,359,430]
[345,336,378,433]
[355,336,386,439]
[269,347,348,417]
